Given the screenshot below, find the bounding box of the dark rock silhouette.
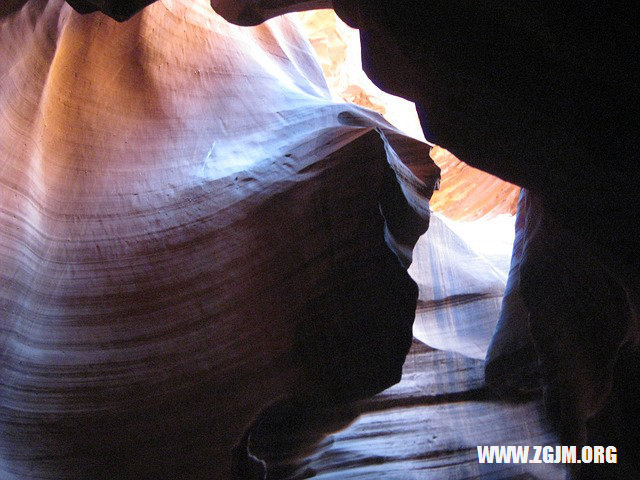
[0,2,437,478]
[5,0,639,478]
[212,2,640,477]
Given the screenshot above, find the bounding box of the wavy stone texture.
[244,340,566,480]
[0,2,439,479]
[427,146,518,221]
[210,2,640,478]
[295,10,521,221]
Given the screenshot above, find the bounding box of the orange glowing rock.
[296,9,520,221]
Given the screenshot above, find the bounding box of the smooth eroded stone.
[0,2,438,478]
[318,4,639,476]
[484,189,539,396]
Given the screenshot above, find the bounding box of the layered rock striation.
[0,2,438,478]
[210,2,640,478]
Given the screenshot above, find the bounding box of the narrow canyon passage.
[1,2,637,480]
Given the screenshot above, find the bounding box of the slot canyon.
[1,1,638,479]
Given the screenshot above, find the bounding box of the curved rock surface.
[8,0,640,478]
[0,2,438,478]
[295,10,521,221]
[209,1,640,478]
